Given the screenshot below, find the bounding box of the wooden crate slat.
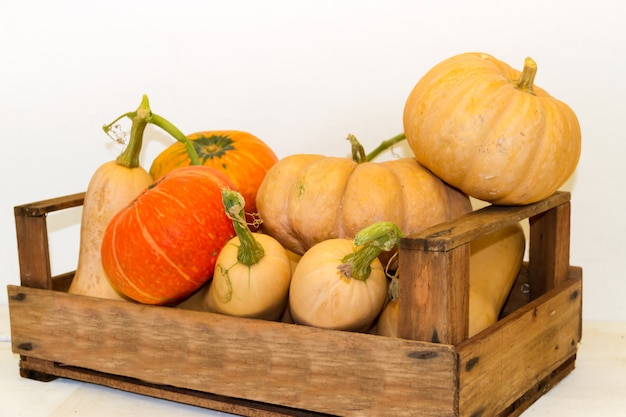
[8,285,458,417]
[13,192,85,217]
[17,358,332,417]
[496,356,577,417]
[402,191,570,252]
[397,244,470,345]
[14,209,52,289]
[7,190,582,417]
[457,268,582,417]
[529,201,571,298]
[13,191,85,290]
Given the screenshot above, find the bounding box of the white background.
[1,0,624,322]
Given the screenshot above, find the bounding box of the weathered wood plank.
[13,192,84,290]
[529,201,571,299]
[13,192,85,217]
[14,209,52,289]
[401,191,570,252]
[397,191,571,348]
[8,190,582,416]
[397,244,470,345]
[18,358,331,417]
[8,285,458,417]
[457,269,582,417]
[496,355,576,417]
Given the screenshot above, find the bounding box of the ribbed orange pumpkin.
[150,130,278,218]
[403,52,581,205]
[256,152,472,256]
[101,165,236,305]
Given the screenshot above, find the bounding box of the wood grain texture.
[397,191,571,347]
[13,192,85,217]
[18,358,332,417]
[457,268,582,417]
[529,202,571,299]
[14,192,84,290]
[14,212,51,289]
[8,190,582,416]
[8,285,458,417]
[397,244,470,345]
[401,191,570,252]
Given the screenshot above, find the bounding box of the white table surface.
[2,305,625,417]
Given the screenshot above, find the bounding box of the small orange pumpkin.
[101,165,236,305]
[403,52,581,205]
[150,130,278,218]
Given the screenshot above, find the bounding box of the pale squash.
[403,52,581,205]
[178,242,299,314]
[289,222,401,332]
[375,222,525,338]
[68,96,154,301]
[180,189,292,320]
[468,222,526,334]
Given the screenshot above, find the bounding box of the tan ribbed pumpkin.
[255,140,472,256]
[403,52,581,205]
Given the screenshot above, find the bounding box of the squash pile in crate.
[8,51,582,417]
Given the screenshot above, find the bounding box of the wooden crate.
[7,191,582,417]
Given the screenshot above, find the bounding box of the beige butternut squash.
[68,96,154,300]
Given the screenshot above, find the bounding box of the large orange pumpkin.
[255,140,472,256]
[403,52,581,205]
[150,130,278,218]
[101,165,236,305]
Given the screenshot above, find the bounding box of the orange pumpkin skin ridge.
[255,154,472,256]
[403,52,581,205]
[101,166,236,305]
[149,130,278,217]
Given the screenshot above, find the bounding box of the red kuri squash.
[100,165,236,305]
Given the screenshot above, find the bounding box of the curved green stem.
[222,188,265,266]
[149,112,201,166]
[103,94,202,166]
[110,96,150,168]
[338,222,403,281]
[513,57,537,95]
[366,132,406,162]
[346,133,408,163]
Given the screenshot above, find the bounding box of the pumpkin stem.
[148,112,202,166]
[346,134,368,163]
[221,188,265,266]
[339,222,403,281]
[103,94,202,166]
[105,95,150,169]
[102,95,150,168]
[346,133,408,163]
[366,133,406,162]
[513,57,537,95]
